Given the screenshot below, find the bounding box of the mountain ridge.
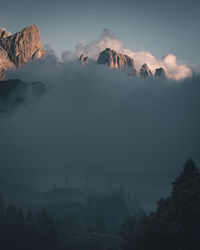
[0,25,167,80]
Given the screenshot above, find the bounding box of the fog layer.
[1,55,199,210]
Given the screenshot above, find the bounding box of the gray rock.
[0,45,15,80]
[97,48,137,76]
[0,25,44,68]
[140,63,153,78]
[154,67,166,78]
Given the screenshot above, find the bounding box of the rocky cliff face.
[97,48,137,76]
[154,67,166,78]
[0,25,44,79]
[140,63,153,78]
[0,46,15,79]
[0,25,44,67]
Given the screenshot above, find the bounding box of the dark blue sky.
[1,0,200,69]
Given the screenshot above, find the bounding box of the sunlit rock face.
[0,46,15,79]
[140,63,153,78]
[79,54,88,64]
[154,67,166,78]
[0,25,45,79]
[97,48,137,76]
[0,25,44,67]
[0,29,9,39]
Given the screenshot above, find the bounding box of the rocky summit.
[0,25,44,79]
[154,67,166,78]
[140,63,153,78]
[97,48,137,76]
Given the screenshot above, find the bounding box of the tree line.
[121,159,200,250]
[1,158,199,250]
[0,198,60,250]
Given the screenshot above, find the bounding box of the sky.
[1,0,200,70]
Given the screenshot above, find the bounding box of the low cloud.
[2,54,200,210]
[62,28,192,80]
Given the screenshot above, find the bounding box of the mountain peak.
[154,67,166,78]
[140,63,153,78]
[97,48,137,76]
[0,25,45,79]
[0,24,44,67]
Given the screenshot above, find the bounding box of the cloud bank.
[62,29,192,80]
[2,56,200,210]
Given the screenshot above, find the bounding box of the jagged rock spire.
[154,67,166,78]
[140,63,153,77]
[0,25,44,68]
[0,25,45,79]
[97,48,137,76]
